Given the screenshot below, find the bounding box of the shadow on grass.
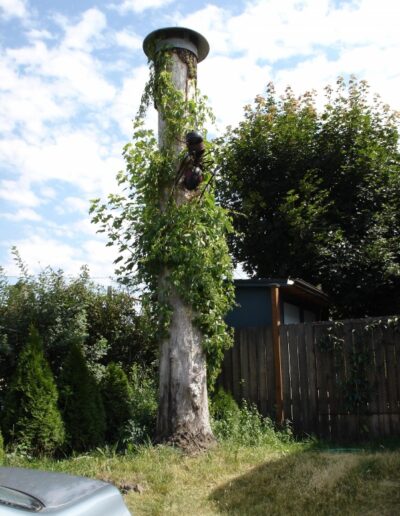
[210,448,400,516]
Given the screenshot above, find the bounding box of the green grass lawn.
[5,441,400,515]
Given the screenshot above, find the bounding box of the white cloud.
[6,41,116,107]
[111,0,173,14]
[0,130,122,195]
[109,65,153,135]
[3,236,83,276]
[2,208,42,221]
[2,233,117,280]
[199,56,271,130]
[115,30,142,50]
[62,8,107,51]
[27,28,52,40]
[57,196,91,215]
[0,11,117,143]
[170,4,229,54]
[0,0,27,19]
[0,179,41,207]
[39,186,57,199]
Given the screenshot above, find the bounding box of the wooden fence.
[218,317,400,441]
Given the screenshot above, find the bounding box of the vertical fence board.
[389,325,400,434]
[248,328,258,409]
[314,324,331,440]
[328,322,344,441]
[240,330,249,402]
[279,326,291,422]
[231,331,241,403]
[257,330,267,415]
[305,323,317,436]
[288,325,302,433]
[363,322,379,438]
[374,326,388,436]
[297,324,310,435]
[335,321,351,441]
[265,327,275,417]
[384,326,397,420]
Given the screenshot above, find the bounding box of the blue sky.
[1,0,399,284]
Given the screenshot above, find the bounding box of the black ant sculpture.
[173,130,218,197]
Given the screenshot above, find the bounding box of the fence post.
[271,286,284,424]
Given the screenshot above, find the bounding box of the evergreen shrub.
[101,363,132,444]
[59,341,105,452]
[2,326,65,456]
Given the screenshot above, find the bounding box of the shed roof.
[234,278,329,306]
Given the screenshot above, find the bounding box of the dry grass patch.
[212,450,400,515]
[5,444,400,515]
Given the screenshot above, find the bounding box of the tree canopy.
[216,78,400,317]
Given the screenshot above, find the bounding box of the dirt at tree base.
[156,429,217,455]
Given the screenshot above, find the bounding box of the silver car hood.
[0,467,131,515]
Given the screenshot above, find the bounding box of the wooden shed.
[221,278,329,424]
[226,278,329,329]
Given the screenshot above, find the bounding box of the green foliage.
[116,364,158,449]
[210,387,240,420]
[217,77,400,318]
[128,363,158,436]
[2,326,65,456]
[59,341,105,452]
[0,257,156,400]
[210,390,293,447]
[101,362,132,443]
[90,50,234,385]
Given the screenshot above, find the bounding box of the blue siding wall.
[226,286,272,328]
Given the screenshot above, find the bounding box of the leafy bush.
[101,363,132,443]
[210,390,293,447]
[2,326,65,456]
[59,341,105,452]
[120,364,157,446]
[210,388,241,421]
[0,258,157,404]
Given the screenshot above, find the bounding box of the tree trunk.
[155,50,215,452]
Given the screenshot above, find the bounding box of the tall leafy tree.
[91,38,234,451]
[217,78,400,317]
[2,326,65,455]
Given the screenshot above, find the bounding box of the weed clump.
[119,364,158,449]
[210,388,293,448]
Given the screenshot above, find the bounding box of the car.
[0,467,131,515]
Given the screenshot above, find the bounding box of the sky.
[1,0,400,285]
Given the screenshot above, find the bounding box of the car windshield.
[0,485,43,512]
